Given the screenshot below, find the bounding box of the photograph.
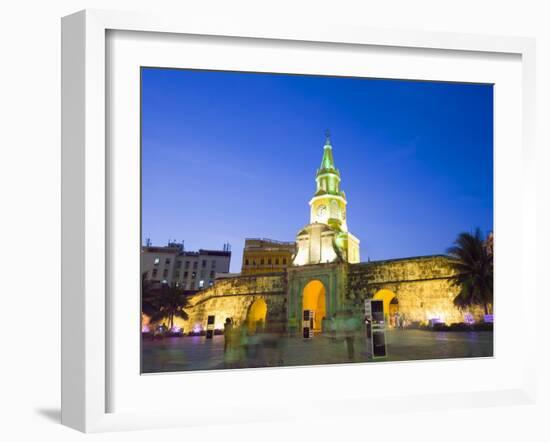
[139,67,494,373]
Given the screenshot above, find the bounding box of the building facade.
[241,238,296,275]
[141,242,231,290]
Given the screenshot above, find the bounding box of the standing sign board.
[365,299,387,359]
[206,315,215,339]
[302,309,314,339]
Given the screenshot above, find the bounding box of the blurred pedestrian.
[343,310,357,361]
[263,320,284,366]
[223,318,233,353]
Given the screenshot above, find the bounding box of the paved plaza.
[141,329,493,373]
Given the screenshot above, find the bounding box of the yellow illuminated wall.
[246,298,267,332]
[241,250,293,274]
[373,289,397,322]
[241,239,296,275]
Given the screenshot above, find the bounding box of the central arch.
[246,298,267,333]
[302,280,327,332]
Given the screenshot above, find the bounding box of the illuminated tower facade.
[293,133,360,266]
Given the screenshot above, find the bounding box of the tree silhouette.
[142,276,189,330]
[447,228,493,315]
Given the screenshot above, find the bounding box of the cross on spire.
[318,130,338,175]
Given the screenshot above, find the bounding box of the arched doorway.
[302,280,327,332]
[373,289,398,327]
[246,298,267,333]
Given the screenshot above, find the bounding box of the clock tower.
[293,133,360,266]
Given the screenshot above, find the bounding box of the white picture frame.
[61,9,537,433]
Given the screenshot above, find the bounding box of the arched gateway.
[287,262,348,335]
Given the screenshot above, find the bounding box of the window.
[200,270,205,278]
[283,258,287,265]
[192,271,196,278]
[163,269,168,277]
[275,258,279,265]
[260,259,264,265]
[253,260,256,266]
[245,259,249,266]
[268,258,272,265]
[176,260,182,268]
[183,271,188,278]
[199,280,204,288]
[184,261,190,269]
[165,258,171,265]
[143,271,148,279]
[152,268,158,277]
[211,260,216,268]
[193,261,198,269]
[154,257,160,266]
[210,270,215,278]
[202,259,207,268]
[174,271,180,278]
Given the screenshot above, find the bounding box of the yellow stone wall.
[162,255,486,334]
[348,256,485,324]
[172,274,287,332]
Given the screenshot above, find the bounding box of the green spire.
[317,130,339,177]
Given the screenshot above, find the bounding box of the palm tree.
[447,228,493,315]
[142,277,189,330]
[141,272,156,318]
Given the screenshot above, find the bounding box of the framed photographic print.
[139,68,494,374]
[61,9,537,433]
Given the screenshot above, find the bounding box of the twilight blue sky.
[141,68,493,273]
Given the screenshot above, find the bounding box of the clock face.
[317,205,327,217]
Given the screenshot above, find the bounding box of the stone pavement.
[141,329,493,373]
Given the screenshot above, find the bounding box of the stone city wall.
[167,255,487,332]
[173,273,287,332]
[348,255,485,324]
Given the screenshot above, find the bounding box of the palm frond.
[448,229,493,313]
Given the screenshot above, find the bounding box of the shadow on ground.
[35,408,61,423]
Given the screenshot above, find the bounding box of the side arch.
[246,298,267,332]
[373,289,398,325]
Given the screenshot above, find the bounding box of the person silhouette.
[223,318,233,353]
